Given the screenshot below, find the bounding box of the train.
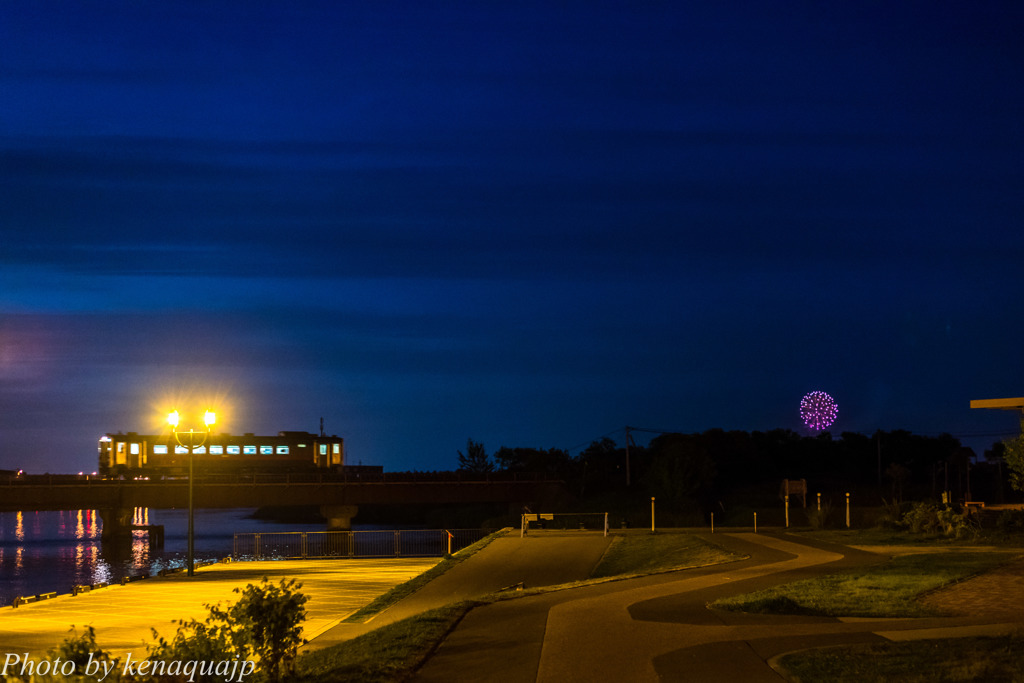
[98,430,344,478]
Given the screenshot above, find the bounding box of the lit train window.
[319,444,327,455]
[154,445,168,454]
[194,446,206,455]
[227,446,240,455]
[130,443,140,455]
[333,444,340,454]
[175,446,188,454]
[277,446,289,454]
[210,445,223,455]
[260,446,273,455]
[243,446,256,455]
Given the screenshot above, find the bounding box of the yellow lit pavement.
[0,558,438,657]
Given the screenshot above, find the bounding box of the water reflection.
[0,507,331,606]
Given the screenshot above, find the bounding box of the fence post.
[255,533,261,559]
[395,530,401,556]
[301,532,307,559]
[349,530,355,558]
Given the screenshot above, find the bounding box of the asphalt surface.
[403,530,1024,682]
[304,530,614,650]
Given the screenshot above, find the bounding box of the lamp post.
[168,409,216,577]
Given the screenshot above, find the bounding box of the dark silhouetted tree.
[457,439,493,474]
[645,433,716,508]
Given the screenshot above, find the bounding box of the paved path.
[0,558,437,657]
[305,530,613,651]
[409,531,1024,682]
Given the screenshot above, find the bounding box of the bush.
[936,505,972,539]
[874,498,905,529]
[149,577,307,683]
[996,509,1024,533]
[1,625,124,682]
[902,501,940,533]
[804,500,833,529]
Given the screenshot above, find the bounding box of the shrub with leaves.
[1003,434,1024,492]
[902,501,940,533]
[2,625,124,683]
[146,576,307,682]
[996,509,1024,534]
[936,505,973,539]
[219,577,308,682]
[804,499,833,530]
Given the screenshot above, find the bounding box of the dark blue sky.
[2,2,1023,474]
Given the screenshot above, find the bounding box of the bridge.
[0,472,568,539]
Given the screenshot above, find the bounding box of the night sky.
[2,3,1023,475]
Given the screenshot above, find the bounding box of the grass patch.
[343,528,507,622]
[790,527,1024,549]
[714,552,1016,617]
[591,531,743,578]
[296,601,479,683]
[779,634,1024,682]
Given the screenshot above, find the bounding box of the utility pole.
[625,426,631,486]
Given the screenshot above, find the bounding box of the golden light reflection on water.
[15,511,23,542]
[131,507,152,567]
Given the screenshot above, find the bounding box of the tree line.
[458,429,1023,513]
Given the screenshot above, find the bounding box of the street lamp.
[168,409,216,577]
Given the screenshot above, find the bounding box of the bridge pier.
[320,504,358,531]
[97,507,135,540]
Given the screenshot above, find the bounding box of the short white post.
[603,512,608,537]
[754,511,758,533]
[845,492,851,528]
[817,492,821,511]
[710,512,714,533]
[521,514,526,538]
[785,494,790,528]
[650,497,656,533]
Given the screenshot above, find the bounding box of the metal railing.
[232,528,491,559]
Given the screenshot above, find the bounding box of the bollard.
[710,512,714,534]
[785,494,790,528]
[817,492,821,511]
[845,492,851,528]
[754,511,758,534]
[651,497,656,533]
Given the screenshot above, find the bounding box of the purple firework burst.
[800,391,838,431]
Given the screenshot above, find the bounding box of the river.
[0,508,345,607]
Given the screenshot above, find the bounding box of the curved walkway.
[410,531,1024,682]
